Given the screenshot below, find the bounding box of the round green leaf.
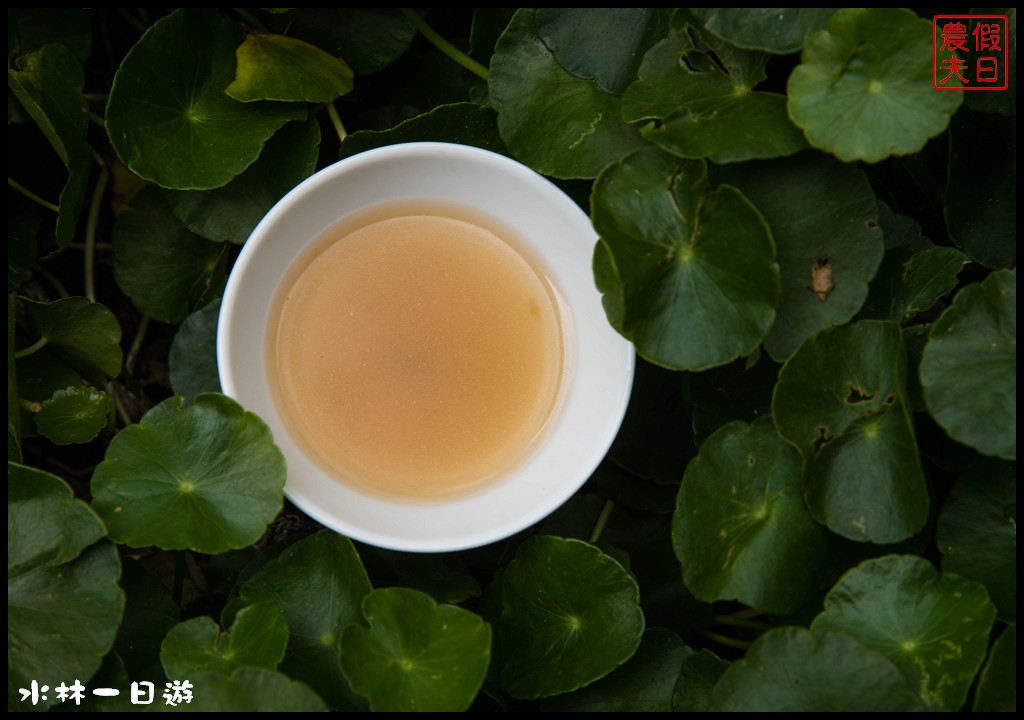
[788,8,963,163]
[157,667,326,712]
[33,386,109,445]
[239,531,372,711]
[496,536,644,699]
[340,588,490,712]
[920,270,1016,459]
[22,296,123,381]
[541,628,688,712]
[773,321,928,543]
[169,299,222,398]
[692,8,837,54]
[712,152,885,362]
[592,148,779,371]
[710,627,924,711]
[673,417,835,614]
[812,554,997,711]
[113,187,225,324]
[945,108,1015,269]
[91,393,285,553]
[489,9,647,179]
[165,118,320,245]
[8,463,124,712]
[973,624,1016,712]
[937,460,1016,622]
[672,648,729,712]
[226,33,353,103]
[105,8,304,190]
[339,102,505,160]
[161,603,288,679]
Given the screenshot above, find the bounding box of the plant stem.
[84,163,111,304]
[326,102,347,144]
[8,178,59,213]
[589,499,615,544]
[713,614,773,631]
[83,92,109,103]
[14,336,48,360]
[400,8,490,81]
[107,382,132,427]
[88,111,106,129]
[699,630,753,650]
[19,398,42,412]
[234,7,268,32]
[34,266,70,299]
[125,315,151,375]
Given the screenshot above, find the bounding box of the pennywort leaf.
[340,588,490,712]
[713,152,884,362]
[787,8,963,163]
[936,460,1016,622]
[239,531,371,711]
[812,554,997,711]
[710,626,924,711]
[489,9,648,179]
[33,386,110,445]
[8,464,124,712]
[90,393,285,553]
[21,296,123,382]
[673,417,835,614]
[113,187,225,324]
[160,603,288,678]
[773,321,927,543]
[691,8,837,54]
[592,148,779,371]
[495,536,644,699]
[920,269,1016,460]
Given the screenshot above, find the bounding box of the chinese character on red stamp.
[933,14,1010,90]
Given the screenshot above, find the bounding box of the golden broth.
[269,203,564,500]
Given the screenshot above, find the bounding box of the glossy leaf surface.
[91,394,285,553]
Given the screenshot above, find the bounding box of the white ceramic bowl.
[218,142,633,552]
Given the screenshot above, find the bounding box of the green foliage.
[788,8,963,162]
[592,149,779,370]
[673,417,834,613]
[91,394,285,553]
[812,555,997,711]
[7,7,1015,713]
[495,536,644,699]
[340,588,491,711]
[227,34,353,103]
[8,464,124,711]
[160,603,288,678]
[710,627,925,711]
